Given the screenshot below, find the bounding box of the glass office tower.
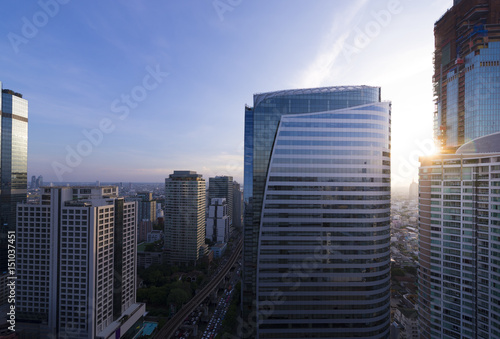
[0,81,28,272]
[433,0,500,152]
[243,86,391,338]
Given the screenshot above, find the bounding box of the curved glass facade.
[464,41,500,144]
[243,86,390,338]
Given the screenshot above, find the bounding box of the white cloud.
[293,0,370,88]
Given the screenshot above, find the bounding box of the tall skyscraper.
[16,186,145,339]
[243,86,391,338]
[418,132,500,338]
[0,82,28,273]
[208,176,234,227]
[433,0,500,152]
[164,171,206,266]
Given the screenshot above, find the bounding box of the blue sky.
[1,0,452,187]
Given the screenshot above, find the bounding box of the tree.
[167,288,190,309]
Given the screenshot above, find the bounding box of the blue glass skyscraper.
[0,81,28,272]
[243,86,391,338]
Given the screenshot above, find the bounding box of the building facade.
[243,86,391,338]
[135,192,157,224]
[433,0,500,151]
[138,220,153,243]
[233,181,242,229]
[0,82,28,273]
[164,171,206,266]
[206,198,229,243]
[16,186,145,339]
[147,229,163,243]
[418,132,500,338]
[394,308,419,339]
[208,176,233,226]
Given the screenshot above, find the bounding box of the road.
[154,239,242,339]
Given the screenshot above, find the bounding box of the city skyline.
[1,0,452,187]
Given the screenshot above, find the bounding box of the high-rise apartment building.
[134,192,157,223]
[418,132,500,338]
[433,0,500,152]
[127,192,157,243]
[243,86,391,338]
[208,176,233,226]
[207,198,229,243]
[16,186,145,339]
[0,82,28,273]
[164,171,206,266]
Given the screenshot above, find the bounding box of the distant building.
[0,83,28,273]
[30,175,36,189]
[199,244,209,259]
[211,242,227,259]
[147,230,163,243]
[156,202,163,219]
[36,175,43,188]
[164,171,206,266]
[128,192,157,224]
[136,192,157,223]
[138,220,153,243]
[394,308,419,339]
[206,198,229,243]
[208,176,233,226]
[137,251,163,269]
[409,179,418,200]
[16,186,145,338]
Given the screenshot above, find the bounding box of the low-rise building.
[394,308,418,339]
[211,243,227,259]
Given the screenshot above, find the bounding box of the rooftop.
[253,85,378,107]
[456,131,500,154]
